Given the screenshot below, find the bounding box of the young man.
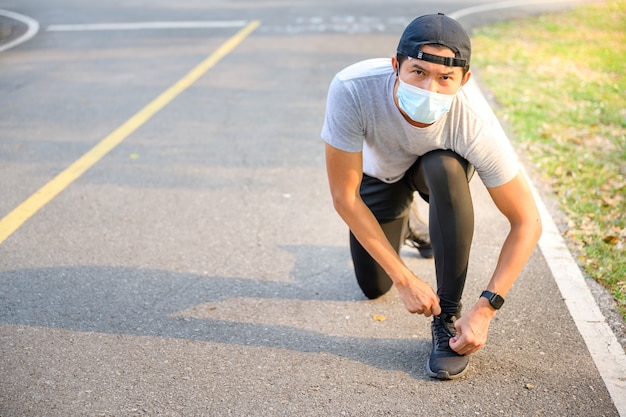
[322,13,542,379]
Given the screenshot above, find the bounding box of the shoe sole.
[417,247,434,258]
[426,362,469,380]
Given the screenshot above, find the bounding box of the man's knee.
[408,150,474,197]
[358,274,393,299]
[350,232,394,298]
[349,217,406,299]
[421,150,472,180]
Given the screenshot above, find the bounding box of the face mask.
[396,78,455,124]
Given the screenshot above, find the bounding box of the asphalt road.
[0,0,623,416]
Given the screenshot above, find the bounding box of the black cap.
[397,13,471,68]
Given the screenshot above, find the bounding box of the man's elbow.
[330,191,357,219]
[533,216,543,242]
[511,212,542,244]
[527,214,543,244]
[331,193,349,215]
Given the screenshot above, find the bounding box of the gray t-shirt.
[321,58,519,188]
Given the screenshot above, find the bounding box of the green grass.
[471,0,626,318]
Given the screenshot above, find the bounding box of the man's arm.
[450,171,542,354]
[325,143,441,316]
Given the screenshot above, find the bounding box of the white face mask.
[396,78,455,124]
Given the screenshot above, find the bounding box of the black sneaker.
[405,204,434,259]
[427,312,469,380]
[405,235,433,259]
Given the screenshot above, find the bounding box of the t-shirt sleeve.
[458,81,520,188]
[466,119,520,188]
[321,76,365,152]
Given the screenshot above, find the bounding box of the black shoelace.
[433,315,456,349]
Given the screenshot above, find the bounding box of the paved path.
[1,1,624,415]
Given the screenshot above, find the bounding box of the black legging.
[350,150,474,314]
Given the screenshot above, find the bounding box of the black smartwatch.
[480,290,505,310]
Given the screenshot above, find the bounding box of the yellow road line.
[0,20,261,245]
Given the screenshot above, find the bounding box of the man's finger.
[449,337,465,354]
[432,303,441,316]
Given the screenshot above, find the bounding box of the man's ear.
[461,70,472,86]
[391,56,399,76]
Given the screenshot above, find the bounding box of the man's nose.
[423,77,438,93]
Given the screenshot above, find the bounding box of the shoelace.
[433,315,456,348]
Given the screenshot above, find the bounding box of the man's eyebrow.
[409,60,457,75]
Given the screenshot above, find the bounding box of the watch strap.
[480,290,505,310]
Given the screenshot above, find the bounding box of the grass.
[471,0,626,318]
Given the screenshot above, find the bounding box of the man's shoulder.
[336,58,393,82]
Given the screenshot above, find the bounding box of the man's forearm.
[486,221,542,297]
[333,198,410,285]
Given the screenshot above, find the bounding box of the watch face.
[482,291,504,309]
[491,294,504,309]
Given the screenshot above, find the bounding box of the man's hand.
[396,274,441,317]
[449,298,496,355]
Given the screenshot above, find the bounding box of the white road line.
[449,0,579,20]
[0,9,39,53]
[47,20,248,32]
[453,3,626,415]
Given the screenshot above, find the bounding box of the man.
[322,13,542,379]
